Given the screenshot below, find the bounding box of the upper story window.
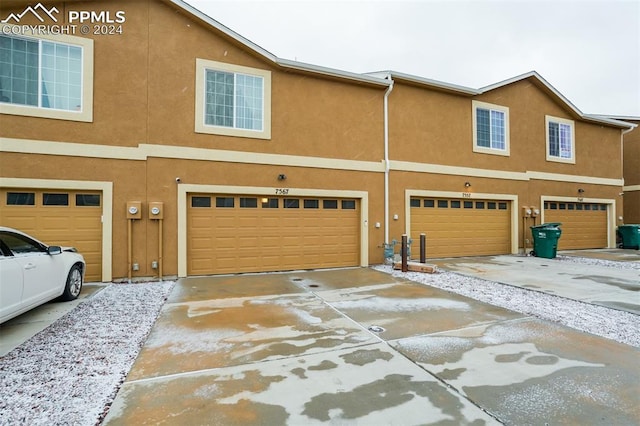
[546,115,575,163]
[195,58,271,140]
[0,30,93,122]
[472,101,510,156]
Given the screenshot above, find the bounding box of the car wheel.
[61,264,83,301]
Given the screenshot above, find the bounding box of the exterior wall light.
[578,188,585,194]
[464,182,471,188]
[278,174,287,180]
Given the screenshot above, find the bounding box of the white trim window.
[472,101,510,156]
[546,115,575,163]
[195,59,271,139]
[0,31,93,122]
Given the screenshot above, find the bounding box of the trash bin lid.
[618,224,640,229]
[531,222,562,229]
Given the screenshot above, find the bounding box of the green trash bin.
[530,223,562,259]
[617,225,640,249]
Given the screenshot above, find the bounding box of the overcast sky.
[188,0,639,117]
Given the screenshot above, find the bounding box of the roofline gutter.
[368,71,478,95]
[276,59,390,87]
[582,114,637,130]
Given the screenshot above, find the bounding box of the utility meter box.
[149,202,164,219]
[126,201,142,219]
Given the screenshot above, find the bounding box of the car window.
[0,238,12,256]
[0,232,46,255]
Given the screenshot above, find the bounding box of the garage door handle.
[24,263,36,270]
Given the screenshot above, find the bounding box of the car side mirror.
[48,246,62,255]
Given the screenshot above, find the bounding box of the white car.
[0,227,85,324]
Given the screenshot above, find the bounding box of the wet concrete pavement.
[432,250,640,314]
[104,265,640,425]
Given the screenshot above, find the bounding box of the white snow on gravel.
[372,260,640,348]
[0,281,174,426]
[555,254,640,270]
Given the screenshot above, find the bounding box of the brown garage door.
[187,194,360,275]
[544,201,608,249]
[410,198,511,258]
[0,189,102,281]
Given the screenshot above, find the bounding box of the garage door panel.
[238,236,259,246]
[259,255,279,265]
[215,237,237,249]
[1,189,102,281]
[411,197,510,258]
[545,202,607,249]
[1,217,37,232]
[190,216,213,229]
[39,212,73,225]
[187,194,360,275]
[260,237,280,248]
[281,236,302,249]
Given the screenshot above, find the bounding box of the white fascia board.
[582,114,637,129]
[589,115,639,128]
[377,70,479,95]
[595,115,640,122]
[277,59,390,87]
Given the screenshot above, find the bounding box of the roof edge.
[277,59,390,87]
[480,71,583,116]
[480,71,634,129]
[582,115,637,129]
[161,2,636,125]
[167,0,389,87]
[591,114,640,124]
[366,71,479,95]
[167,0,278,63]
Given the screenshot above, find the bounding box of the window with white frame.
[545,115,575,163]
[195,58,271,139]
[472,101,510,156]
[0,31,93,122]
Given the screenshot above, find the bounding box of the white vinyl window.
[0,30,93,122]
[195,59,271,139]
[472,101,510,156]
[205,70,263,131]
[546,115,575,163]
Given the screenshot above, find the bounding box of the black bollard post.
[420,233,426,264]
[401,234,408,272]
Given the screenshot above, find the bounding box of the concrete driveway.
[104,267,639,425]
[432,251,640,314]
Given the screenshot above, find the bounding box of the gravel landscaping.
[0,282,174,426]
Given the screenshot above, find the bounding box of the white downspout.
[383,73,394,245]
[619,124,636,230]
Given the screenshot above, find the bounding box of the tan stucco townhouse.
[1,0,633,282]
